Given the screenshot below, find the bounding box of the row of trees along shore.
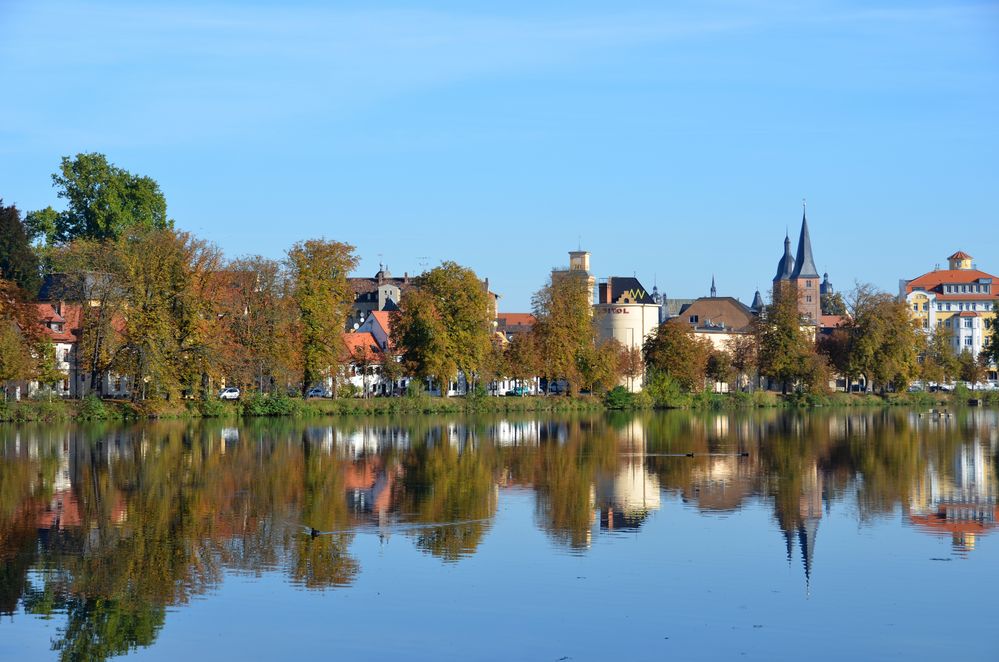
[1,152,997,403]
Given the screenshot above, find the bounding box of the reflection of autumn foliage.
[1,411,996,661]
[532,422,618,550]
[399,439,498,561]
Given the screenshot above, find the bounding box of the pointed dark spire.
[710,275,717,298]
[773,231,795,282]
[791,202,819,279]
[751,289,765,312]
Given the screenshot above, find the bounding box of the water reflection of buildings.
[908,434,998,554]
[776,463,824,591]
[595,419,661,533]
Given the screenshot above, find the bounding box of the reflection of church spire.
[798,518,819,594]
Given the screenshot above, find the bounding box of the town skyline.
[2,0,997,310]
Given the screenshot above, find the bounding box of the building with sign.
[594,275,661,391]
[901,251,997,376]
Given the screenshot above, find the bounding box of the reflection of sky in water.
[1,410,997,661]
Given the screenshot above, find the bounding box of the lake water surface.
[1,409,997,661]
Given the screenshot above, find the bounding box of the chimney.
[55,300,63,315]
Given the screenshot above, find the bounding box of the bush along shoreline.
[2,387,997,423]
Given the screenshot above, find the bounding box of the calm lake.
[1,409,997,661]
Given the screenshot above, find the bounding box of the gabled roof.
[342,331,381,361]
[35,303,83,343]
[369,310,393,337]
[678,297,755,332]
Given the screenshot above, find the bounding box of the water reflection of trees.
[0,410,996,659]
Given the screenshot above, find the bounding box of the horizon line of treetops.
[1,152,997,402]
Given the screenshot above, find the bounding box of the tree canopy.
[0,201,41,295]
[36,153,172,243]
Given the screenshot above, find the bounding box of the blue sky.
[1,0,997,309]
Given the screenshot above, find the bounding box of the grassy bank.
[0,392,605,423]
[2,389,997,423]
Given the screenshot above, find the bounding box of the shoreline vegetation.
[2,388,996,423]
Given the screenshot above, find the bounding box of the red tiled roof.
[369,310,392,337]
[342,331,380,361]
[958,311,979,317]
[948,251,973,260]
[497,313,536,326]
[819,314,847,329]
[35,303,83,343]
[906,268,997,291]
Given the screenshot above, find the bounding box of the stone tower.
[790,204,820,323]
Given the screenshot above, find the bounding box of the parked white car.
[219,387,240,400]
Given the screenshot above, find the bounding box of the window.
[913,304,919,312]
[964,318,973,328]
[937,303,943,311]
[689,315,699,324]
[965,337,973,347]
[806,296,812,303]
[922,303,928,311]
[946,303,951,311]
[806,280,812,288]
[985,319,992,330]
[945,319,951,327]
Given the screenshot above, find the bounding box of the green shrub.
[78,395,109,420]
[603,386,633,410]
[645,372,691,409]
[196,397,229,418]
[241,392,300,417]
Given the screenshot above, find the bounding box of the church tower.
[790,202,820,323]
[772,231,795,301]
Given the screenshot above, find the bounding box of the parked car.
[504,386,529,397]
[219,387,240,401]
[306,386,330,398]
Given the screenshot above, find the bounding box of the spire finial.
[710,274,717,298]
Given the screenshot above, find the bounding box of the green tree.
[394,262,492,393]
[820,291,847,316]
[920,324,958,384]
[754,292,820,393]
[286,239,358,396]
[844,284,921,393]
[49,240,126,396]
[643,320,712,392]
[725,333,758,391]
[531,272,593,394]
[42,153,171,243]
[0,201,41,294]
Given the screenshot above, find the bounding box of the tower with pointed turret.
[772,203,821,323]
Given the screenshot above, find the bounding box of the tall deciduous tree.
[42,153,171,243]
[532,272,593,394]
[754,292,822,393]
[219,256,298,392]
[643,320,713,392]
[0,201,41,295]
[844,284,920,393]
[920,324,958,384]
[49,240,126,396]
[394,261,492,393]
[725,334,758,390]
[286,239,358,396]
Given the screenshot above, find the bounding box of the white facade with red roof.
[901,251,997,368]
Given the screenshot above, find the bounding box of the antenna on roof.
[577,234,582,251]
